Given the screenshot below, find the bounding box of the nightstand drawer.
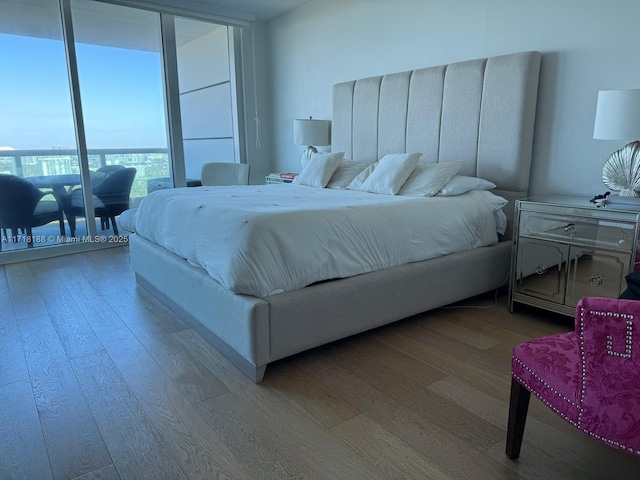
[514,238,568,304]
[519,211,635,253]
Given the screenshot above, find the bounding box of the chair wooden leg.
[111,216,118,236]
[506,377,530,459]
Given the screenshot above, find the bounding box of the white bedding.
[133,185,504,297]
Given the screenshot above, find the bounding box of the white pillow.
[475,190,509,235]
[398,161,463,197]
[437,175,496,196]
[475,189,508,210]
[294,152,344,188]
[326,160,369,189]
[494,209,508,235]
[346,163,377,190]
[359,152,422,194]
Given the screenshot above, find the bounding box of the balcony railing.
[0,147,171,202]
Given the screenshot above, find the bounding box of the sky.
[0,32,168,150]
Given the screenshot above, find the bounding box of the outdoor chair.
[93,164,126,229]
[65,167,136,237]
[0,174,65,249]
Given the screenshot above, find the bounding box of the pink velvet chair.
[506,296,640,459]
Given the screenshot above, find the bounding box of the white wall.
[240,21,273,184]
[266,0,640,197]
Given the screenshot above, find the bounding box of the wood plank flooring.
[1,247,639,479]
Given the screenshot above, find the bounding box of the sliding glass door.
[0,0,243,261]
[70,0,170,237]
[0,0,82,251]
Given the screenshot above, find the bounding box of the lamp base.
[615,189,640,197]
[602,141,640,197]
[300,146,318,169]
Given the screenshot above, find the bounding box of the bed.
[127,50,541,383]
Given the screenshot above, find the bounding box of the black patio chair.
[65,167,136,237]
[0,174,65,250]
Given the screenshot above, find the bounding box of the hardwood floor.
[1,247,639,479]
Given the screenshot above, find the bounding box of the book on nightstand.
[265,173,298,184]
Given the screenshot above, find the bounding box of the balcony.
[0,148,170,252]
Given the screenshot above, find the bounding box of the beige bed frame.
[130,51,541,383]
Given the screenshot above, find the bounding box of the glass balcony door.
[69,0,170,237]
[0,0,82,252]
[0,0,243,261]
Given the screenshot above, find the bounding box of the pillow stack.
[297,152,496,197]
[345,155,463,197]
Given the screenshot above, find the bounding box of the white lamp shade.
[293,119,330,146]
[593,89,640,140]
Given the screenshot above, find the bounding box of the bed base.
[130,234,511,383]
[134,273,268,383]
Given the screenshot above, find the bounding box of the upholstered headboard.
[332,51,541,238]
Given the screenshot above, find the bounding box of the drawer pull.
[589,275,603,287]
[535,264,548,275]
[564,224,577,237]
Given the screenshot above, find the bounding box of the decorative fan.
[602,142,640,197]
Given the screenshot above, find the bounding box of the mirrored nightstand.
[510,195,640,316]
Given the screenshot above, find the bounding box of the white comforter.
[133,185,504,297]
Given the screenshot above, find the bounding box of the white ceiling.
[0,0,312,51]
[166,0,313,20]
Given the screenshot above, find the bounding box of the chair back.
[577,297,640,454]
[97,165,126,174]
[93,167,137,212]
[0,174,46,226]
[201,162,250,186]
[92,164,126,187]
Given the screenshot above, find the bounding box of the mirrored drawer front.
[565,248,629,307]
[519,211,635,252]
[514,239,568,304]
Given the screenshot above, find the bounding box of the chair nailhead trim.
[589,310,634,359]
[512,373,578,427]
[575,307,639,455]
[605,318,633,359]
[512,356,578,407]
[582,429,640,456]
[578,307,587,427]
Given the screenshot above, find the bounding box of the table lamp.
[594,89,640,197]
[294,117,331,168]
